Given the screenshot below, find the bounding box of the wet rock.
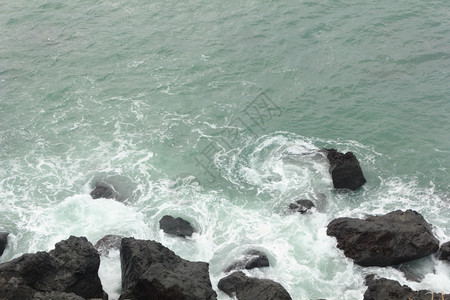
[289,199,315,214]
[225,250,270,272]
[0,236,107,300]
[396,264,424,283]
[218,271,292,300]
[94,234,123,256]
[0,232,9,256]
[438,241,450,261]
[32,291,86,300]
[90,182,118,200]
[159,215,195,238]
[327,210,439,267]
[119,237,217,300]
[325,148,366,190]
[364,275,450,300]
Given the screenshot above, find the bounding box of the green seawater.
[1,1,449,299]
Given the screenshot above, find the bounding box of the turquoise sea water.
[1,1,449,299]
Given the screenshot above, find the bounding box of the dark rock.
[119,237,217,300]
[0,232,9,256]
[0,236,106,299]
[224,250,270,272]
[438,241,450,261]
[32,291,86,300]
[289,199,315,213]
[90,182,118,200]
[327,210,439,267]
[94,234,123,256]
[325,148,366,190]
[159,215,195,238]
[364,275,450,300]
[218,271,292,300]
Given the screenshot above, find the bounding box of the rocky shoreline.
[1,149,449,299]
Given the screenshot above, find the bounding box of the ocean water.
[1,1,449,299]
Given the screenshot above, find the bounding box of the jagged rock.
[325,148,366,190]
[218,271,292,300]
[90,182,118,200]
[0,232,9,256]
[0,236,107,300]
[327,210,439,267]
[119,237,217,300]
[94,234,123,256]
[159,215,195,238]
[364,275,450,300]
[289,199,315,214]
[438,241,450,261]
[224,250,270,272]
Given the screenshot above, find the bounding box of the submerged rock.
[224,250,270,272]
[0,236,107,300]
[438,241,450,261]
[218,271,292,300]
[90,182,118,200]
[364,275,450,300]
[120,237,217,300]
[94,234,123,256]
[0,232,9,256]
[325,148,366,190]
[395,264,425,283]
[159,215,195,238]
[327,210,439,267]
[288,199,315,214]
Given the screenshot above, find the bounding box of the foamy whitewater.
[1,1,449,299]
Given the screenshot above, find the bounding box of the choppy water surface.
[1,1,449,299]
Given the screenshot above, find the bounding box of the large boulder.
[119,237,217,300]
[364,275,450,300]
[94,234,123,256]
[218,271,292,300]
[0,232,9,256]
[224,250,270,272]
[159,215,195,238]
[325,148,366,190]
[327,210,439,266]
[0,236,106,299]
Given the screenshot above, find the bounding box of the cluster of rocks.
[0,236,106,300]
[0,235,291,300]
[327,209,450,298]
[1,149,448,299]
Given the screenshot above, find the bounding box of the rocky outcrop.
[90,182,118,200]
[364,275,450,300]
[94,234,123,256]
[224,250,270,272]
[119,237,217,300]
[327,210,439,267]
[159,215,195,238]
[0,236,106,300]
[218,271,292,300]
[438,241,450,261]
[325,149,366,190]
[0,232,9,256]
[289,199,315,214]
